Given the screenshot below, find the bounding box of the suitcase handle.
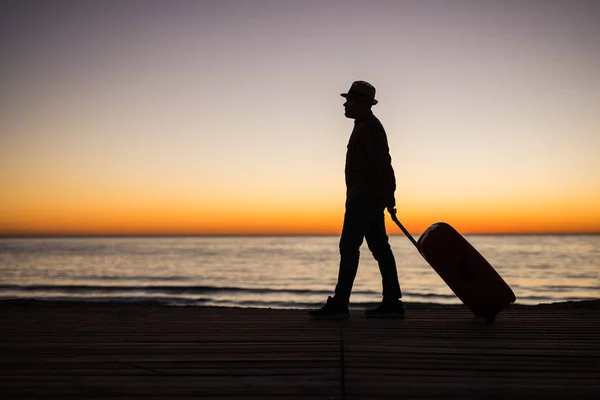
[389,208,420,250]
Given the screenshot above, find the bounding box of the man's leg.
[333,201,378,306]
[365,209,402,302]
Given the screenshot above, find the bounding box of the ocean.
[1,235,598,308]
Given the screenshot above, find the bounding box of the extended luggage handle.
[389,208,420,251]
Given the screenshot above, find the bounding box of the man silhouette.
[309,81,404,319]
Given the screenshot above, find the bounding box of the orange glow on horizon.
[1,197,599,236]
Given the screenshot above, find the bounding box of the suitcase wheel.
[483,313,496,324]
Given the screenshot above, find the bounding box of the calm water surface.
[1,235,598,308]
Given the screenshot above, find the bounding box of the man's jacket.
[345,111,396,208]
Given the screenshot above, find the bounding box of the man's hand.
[386,197,396,216]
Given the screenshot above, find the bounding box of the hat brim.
[340,93,378,105]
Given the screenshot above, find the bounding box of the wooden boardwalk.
[1,301,599,399]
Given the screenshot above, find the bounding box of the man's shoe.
[309,296,350,320]
[365,300,405,319]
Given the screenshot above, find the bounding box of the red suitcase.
[391,213,516,323]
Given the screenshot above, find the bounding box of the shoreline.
[2,297,599,310]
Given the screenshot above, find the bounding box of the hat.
[340,80,378,105]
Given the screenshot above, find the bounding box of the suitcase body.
[416,222,516,321]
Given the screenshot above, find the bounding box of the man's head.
[341,80,378,119]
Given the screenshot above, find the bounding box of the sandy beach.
[1,299,599,399]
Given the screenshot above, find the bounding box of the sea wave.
[0,283,464,299]
[0,284,339,296]
[0,283,465,307]
[1,283,594,308]
[0,295,461,309]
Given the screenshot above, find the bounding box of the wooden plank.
[1,301,599,399]
[342,308,600,398]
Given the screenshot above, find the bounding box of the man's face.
[343,96,369,119]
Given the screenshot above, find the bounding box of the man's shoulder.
[361,114,385,134]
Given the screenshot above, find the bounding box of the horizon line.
[1,232,599,239]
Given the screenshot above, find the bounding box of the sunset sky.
[1,0,599,235]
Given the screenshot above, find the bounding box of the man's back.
[345,111,396,208]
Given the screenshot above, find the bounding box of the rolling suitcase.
[390,211,516,323]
